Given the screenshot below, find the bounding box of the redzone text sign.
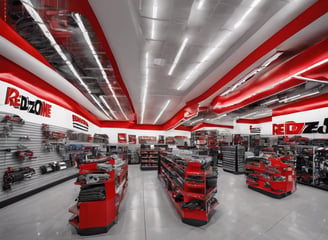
[273,119,328,135]
[5,87,52,118]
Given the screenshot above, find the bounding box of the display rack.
[140,149,159,170]
[295,145,328,190]
[245,156,296,198]
[158,152,218,226]
[190,130,218,150]
[0,115,79,208]
[221,145,245,174]
[68,156,128,235]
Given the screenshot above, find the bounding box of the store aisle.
[0,165,328,240]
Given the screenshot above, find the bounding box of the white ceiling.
[89,0,326,125]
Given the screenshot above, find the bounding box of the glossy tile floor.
[1,165,328,240]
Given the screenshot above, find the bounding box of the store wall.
[100,128,190,144]
[234,121,272,136]
[0,81,98,135]
[0,81,190,144]
[272,107,328,138]
[195,127,234,135]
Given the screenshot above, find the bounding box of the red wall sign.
[118,133,127,143]
[138,136,156,144]
[273,119,328,135]
[128,135,136,144]
[72,114,89,132]
[5,87,52,118]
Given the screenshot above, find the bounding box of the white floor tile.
[0,165,328,240]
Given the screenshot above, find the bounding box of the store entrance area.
[0,165,327,240]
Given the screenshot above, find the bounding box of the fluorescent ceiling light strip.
[261,51,283,67]
[220,51,284,96]
[75,14,128,120]
[99,96,118,120]
[296,90,320,99]
[220,70,256,96]
[168,38,189,76]
[261,98,279,105]
[176,32,231,91]
[213,114,227,120]
[153,99,171,124]
[197,0,206,9]
[279,94,301,103]
[234,0,262,29]
[293,76,328,84]
[90,95,112,120]
[22,1,93,96]
[191,118,203,125]
[151,2,158,39]
[240,111,258,118]
[22,4,111,119]
[280,91,320,103]
[141,53,149,124]
[177,64,201,90]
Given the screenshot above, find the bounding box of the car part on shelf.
[3,166,36,190]
[181,199,205,211]
[78,185,106,202]
[19,135,31,140]
[77,173,110,185]
[185,176,204,183]
[97,163,113,172]
[1,123,13,137]
[0,148,12,152]
[40,162,60,174]
[17,149,36,160]
[206,172,218,188]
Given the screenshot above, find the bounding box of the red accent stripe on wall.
[0,56,101,126]
[237,117,272,124]
[211,37,328,113]
[175,125,193,131]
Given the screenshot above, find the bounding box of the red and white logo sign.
[273,119,328,135]
[72,115,89,132]
[5,87,52,118]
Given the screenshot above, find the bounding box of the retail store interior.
[0,0,328,239]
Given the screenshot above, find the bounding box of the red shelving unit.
[140,149,159,170]
[68,157,128,235]
[158,153,218,226]
[245,156,296,198]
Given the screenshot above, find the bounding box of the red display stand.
[245,156,296,198]
[68,157,128,235]
[159,153,218,226]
